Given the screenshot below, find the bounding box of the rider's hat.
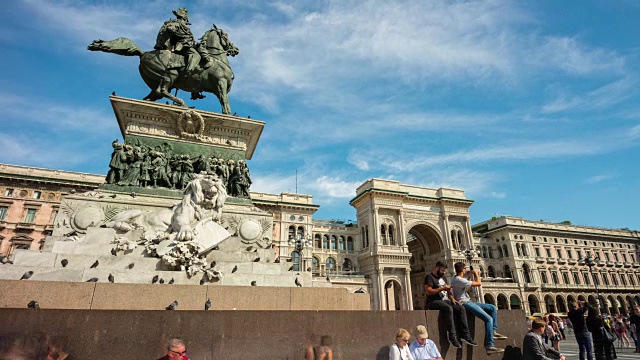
[172,8,191,24]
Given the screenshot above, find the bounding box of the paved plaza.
[554,331,637,360]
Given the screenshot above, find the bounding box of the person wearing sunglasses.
[390,328,415,360]
[157,339,189,360]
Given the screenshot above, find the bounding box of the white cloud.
[585,174,616,184]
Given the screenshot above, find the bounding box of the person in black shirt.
[567,301,593,360]
[423,261,475,348]
[630,305,640,353]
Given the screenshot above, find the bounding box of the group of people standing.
[106,140,252,198]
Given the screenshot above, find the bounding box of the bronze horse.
[88,27,238,114]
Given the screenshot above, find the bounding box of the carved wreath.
[176,110,205,139]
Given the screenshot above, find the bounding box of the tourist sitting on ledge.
[451,262,506,355]
[389,328,414,360]
[409,325,442,360]
[523,319,565,360]
[157,339,189,360]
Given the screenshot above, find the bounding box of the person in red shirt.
[156,339,189,360]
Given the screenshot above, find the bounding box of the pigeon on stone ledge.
[127,263,135,269]
[86,278,99,282]
[165,300,178,310]
[232,265,238,273]
[159,278,165,284]
[205,298,211,310]
[111,248,118,256]
[168,278,174,284]
[27,300,40,309]
[20,271,33,280]
[253,257,260,262]
[152,275,159,284]
[251,281,257,286]
[108,273,114,283]
[295,278,302,287]
[90,260,99,268]
[60,259,68,267]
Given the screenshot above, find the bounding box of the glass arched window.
[522,264,532,283]
[326,257,336,271]
[291,251,301,271]
[516,244,521,257]
[482,246,487,258]
[620,274,626,286]
[388,225,395,245]
[488,266,495,278]
[583,272,590,285]
[297,226,305,240]
[504,265,512,278]
[451,230,458,249]
[330,235,337,250]
[381,225,387,245]
[488,246,494,259]
[361,228,366,248]
[312,257,319,271]
[541,271,548,284]
[342,258,352,271]
[314,234,321,248]
[365,226,369,247]
[322,235,329,249]
[338,236,345,251]
[572,272,580,285]
[288,225,295,240]
[347,236,354,251]
[522,244,528,257]
[562,272,570,284]
[551,271,559,284]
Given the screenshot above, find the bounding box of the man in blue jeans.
[567,300,594,360]
[451,262,507,355]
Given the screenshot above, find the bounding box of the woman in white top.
[389,328,415,360]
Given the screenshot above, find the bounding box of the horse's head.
[202,26,239,57]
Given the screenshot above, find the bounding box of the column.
[378,266,385,310]
[398,210,406,247]
[404,268,413,310]
[372,206,380,247]
[442,215,453,256]
[464,216,474,249]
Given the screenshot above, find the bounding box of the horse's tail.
[87,37,144,57]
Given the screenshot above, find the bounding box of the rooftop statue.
[88,8,239,114]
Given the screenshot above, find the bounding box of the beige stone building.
[0,164,103,256]
[472,217,640,316]
[2,162,638,313]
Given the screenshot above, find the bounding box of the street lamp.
[578,252,605,314]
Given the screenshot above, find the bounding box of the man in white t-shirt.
[451,262,508,355]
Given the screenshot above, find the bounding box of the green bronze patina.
[88,8,239,114]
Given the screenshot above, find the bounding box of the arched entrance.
[607,296,616,315]
[407,223,445,310]
[617,296,626,315]
[510,294,521,310]
[528,295,540,314]
[497,294,509,310]
[556,295,567,313]
[384,280,403,311]
[484,294,496,305]
[545,295,556,313]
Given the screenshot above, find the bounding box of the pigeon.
[286,258,292,262]
[306,267,312,272]
[245,246,253,252]
[288,266,293,271]
[326,276,330,282]
[166,101,170,105]
[165,300,178,310]
[212,245,220,251]
[270,243,276,249]
[233,112,237,116]
[127,263,135,269]
[210,261,216,268]
[20,271,33,280]
[152,275,159,284]
[247,115,251,119]
[112,91,116,96]
[251,281,257,286]
[274,258,280,263]
[86,277,99,282]
[295,278,302,287]
[205,298,211,310]
[168,278,174,284]
[69,189,76,194]
[159,278,165,284]
[90,260,99,268]
[27,300,40,309]
[61,259,69,267]
[130,192,136,198]
[232,265,238,273]
[108,273,114,283]
[109,194,117,198]
[0,254,12,264]
[200,278,206,285]
[111,248,118,256]
[253,257,260,262]
[253,249,257,253]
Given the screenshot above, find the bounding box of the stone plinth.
[110,96,264,160]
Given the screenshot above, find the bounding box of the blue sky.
[2,1,639,229]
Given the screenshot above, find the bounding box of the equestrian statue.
[88,8,239,114]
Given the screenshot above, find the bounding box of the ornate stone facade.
[0,164,103,256]
[473,216,640,316]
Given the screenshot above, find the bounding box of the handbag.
[601,326,617,343]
